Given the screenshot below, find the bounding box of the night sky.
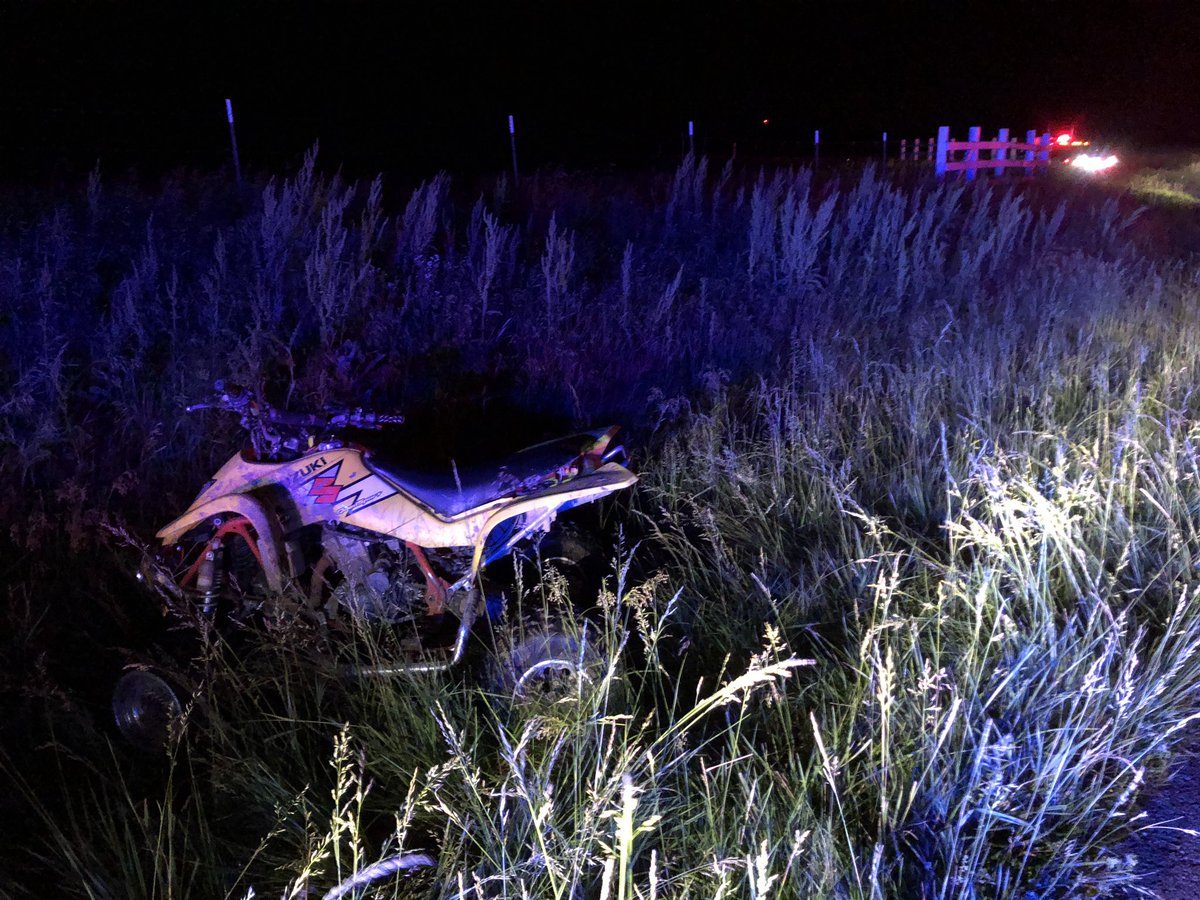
[2,0,1198,180]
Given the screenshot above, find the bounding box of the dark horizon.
[3,0,1199,182]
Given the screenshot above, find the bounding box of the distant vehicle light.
[761,118,769,125]
[1056,132,1073,146]
[1068,153,1119,173]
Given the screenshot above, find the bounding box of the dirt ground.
[1120,731,1200,897]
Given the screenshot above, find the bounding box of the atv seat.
[364,432,604,518]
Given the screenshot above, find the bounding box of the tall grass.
[1130,158,1200,207]
[647,336,1200,893]
[2,151,1200,896]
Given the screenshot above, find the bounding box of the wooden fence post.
[900,138,907,161]
[882,131,888,165]
[966,126,981,181]
[814,129,820,169]
[994,127,1009,176]
[935,126,950,177]
[225,98,242,186]
[508,115,519,181]
[688,120,694,155]
[1039,132,1051,169]
[1024,130,1036,171]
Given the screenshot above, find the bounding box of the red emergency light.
[1050,130,1090,148]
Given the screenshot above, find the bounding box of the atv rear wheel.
[485,615,616,706]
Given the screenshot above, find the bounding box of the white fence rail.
[934,126,1052,179]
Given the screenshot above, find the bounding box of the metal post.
[935,126,950,177]
[994,127,1009,177]
[225,98,242,186]
[966,125,981,181]
[508,114,519,181]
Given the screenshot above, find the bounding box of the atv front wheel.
[112,669,184,753]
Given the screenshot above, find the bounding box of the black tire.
[484,614,618,706]
[111,669,184,754]
[534,519,607,592]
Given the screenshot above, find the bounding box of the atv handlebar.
[187,381,403,431]
[267,408,405,429]
[185,380,255,415]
